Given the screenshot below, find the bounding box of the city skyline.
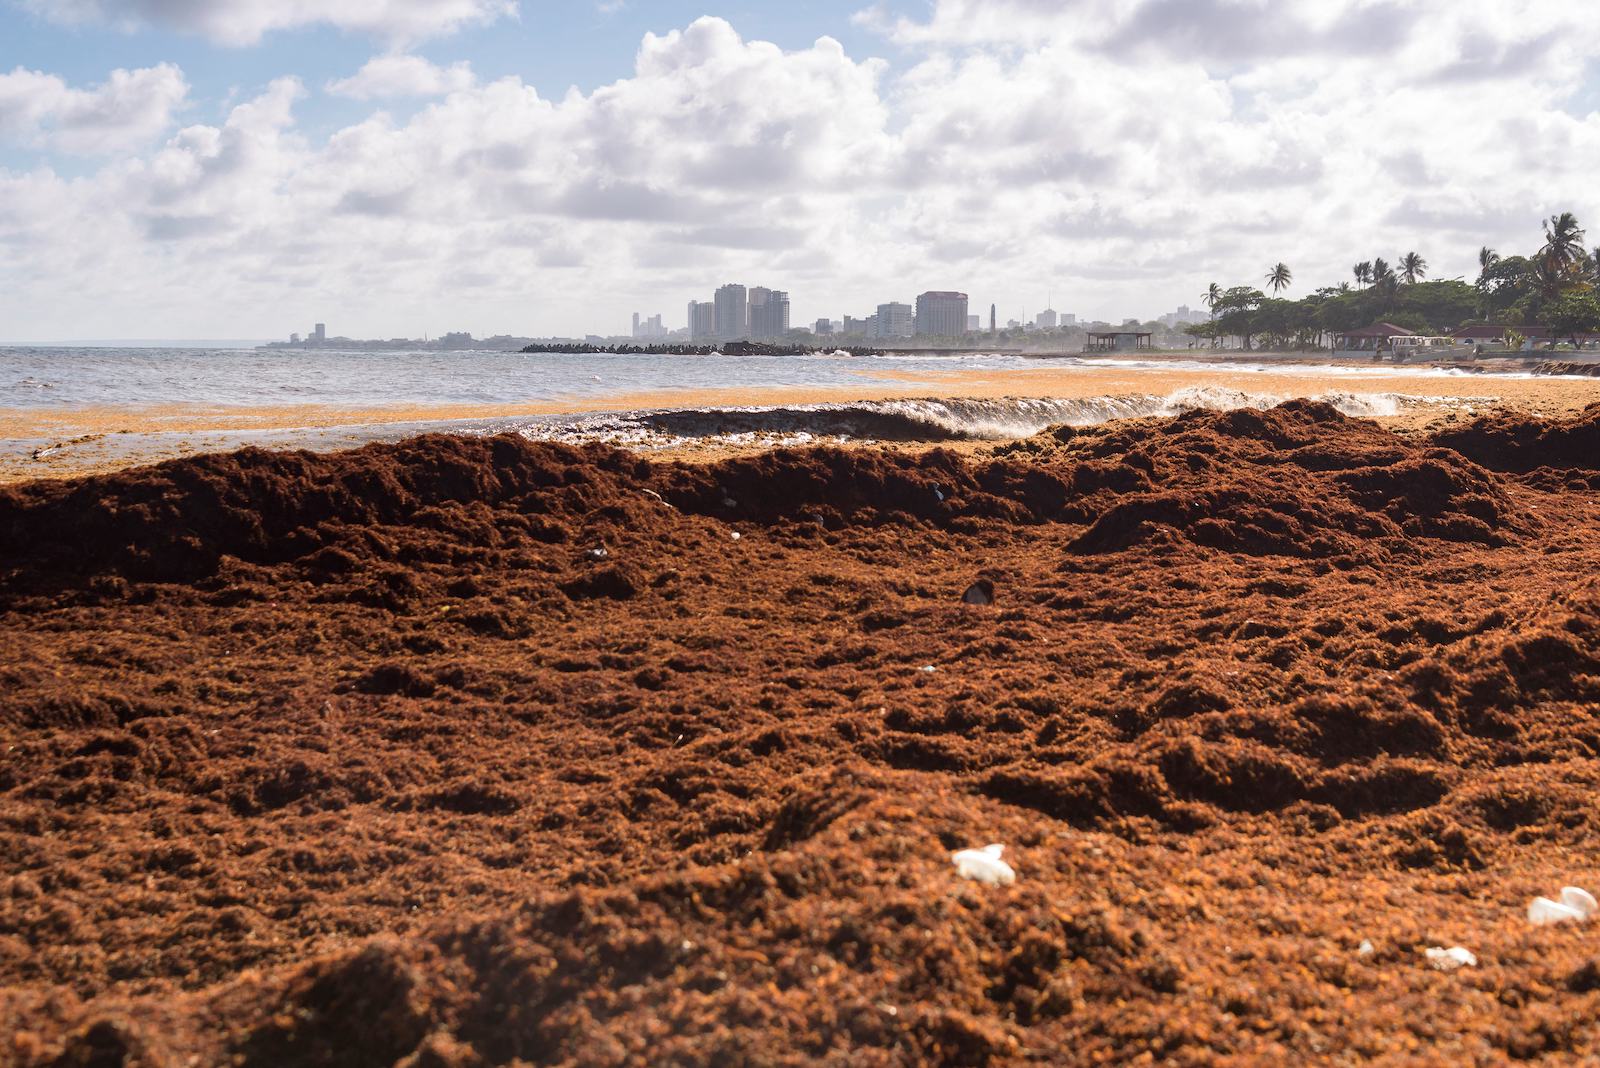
[3,3,1595,341]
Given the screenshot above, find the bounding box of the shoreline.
[5,362,1600,483]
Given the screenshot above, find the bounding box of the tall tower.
[989,304,996,334]
[713,284,748,341]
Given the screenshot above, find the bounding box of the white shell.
[1560,886,1598,918]
[1529,897,1586,926]
[952,843,1016,886]
[1425,946,1477,971]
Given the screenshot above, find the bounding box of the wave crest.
[504,390,1426,450]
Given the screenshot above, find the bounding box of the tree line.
[1187,213,1600,350]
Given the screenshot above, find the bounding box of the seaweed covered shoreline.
[3,401,1600,1064]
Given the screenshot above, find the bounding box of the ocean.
[0,344,1551,468]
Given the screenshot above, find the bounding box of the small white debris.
[952,843,1015,886]
[585,547,609,561]
[729,531,742,541]
[1561,886,1598,918]
[1425,946,1478,971]
[1357,940,1375,959]
[1529,897,1586,926]
[642,489,671,507]
[722,497,738,508]
[918,665,937,673]
[1528,886,1597,926]
[934,488,945,502]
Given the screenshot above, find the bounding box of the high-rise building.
[914,292,968,337]
[843,315,876,336]
[1037,308,1059,330]
[313,323,327,343]
[814,318,834,335]
[688,301,714,342]
[749,288,791,339]
[876,302,913,339]
[990,304,997,333]
[632,312,641,337]
[713,284,748,340]
[967,315,981,331]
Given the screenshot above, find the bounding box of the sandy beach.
[7,360,1600,482]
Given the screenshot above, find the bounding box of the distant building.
[1037,309,1059,330]
[876,302,913,339]
[289,332,301,344]
[714,284,748,340]
[967,314,981,331]
[990,304,997,333]
[688,301,714,342]
[814,318,834,335]
[750,288,791,339]
[313,323,327,343]
[632,313,640,337]
[843,315,876,336]
[915,291,968,337]
[1062,313,1077,326]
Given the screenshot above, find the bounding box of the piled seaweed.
[4,402,1600,1064]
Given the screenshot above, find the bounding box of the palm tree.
[1542,212,1586,272]
[1353,261,1373,288]
[1531,256,1568,301]
[1399,252,1428,284]
[1478,246,1499,279]
[1266,263,1292,295]
[1371,257,1394,284]
[1203,282,1222,319]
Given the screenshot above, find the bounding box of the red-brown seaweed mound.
[1429,402,1600,485]
[5,401,1600,1065]
[1047,401,1528,557]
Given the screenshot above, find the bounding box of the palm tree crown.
[1371,257,1393,284]
[1399,252,1428,284]
[1542,212,1586,271]
[1353,261,1372,287]
[1266,263,1293,294]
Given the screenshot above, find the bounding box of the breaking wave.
[502,389,1439,451]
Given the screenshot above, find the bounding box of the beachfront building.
[1037,308,1059,330]
[713,284,748,340]
[1085,331,1154,353]
[687,300,714,342]
[876,302,913,339]
[1331,322,1416,352]
[915,291,969,337]
[843,314,876,337]
[749,288,791,339]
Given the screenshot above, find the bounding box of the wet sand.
[4,401,1600,1063]
[6,362,1600,482]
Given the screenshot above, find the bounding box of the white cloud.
[0,63,188,154]
[327,55,475,99]
[2,9,1600,340]
[18,0,517,46]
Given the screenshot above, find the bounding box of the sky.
[2,0,1599,342]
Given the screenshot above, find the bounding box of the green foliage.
[1197,213,1592,350]
[1544,291,1600,342]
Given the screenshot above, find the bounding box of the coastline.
[7,360,1600,483]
